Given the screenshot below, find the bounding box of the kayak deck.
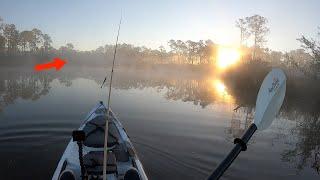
[52,102,147,180]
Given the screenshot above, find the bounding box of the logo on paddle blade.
[268,77,279,93]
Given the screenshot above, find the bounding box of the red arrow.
[34,57,67,71]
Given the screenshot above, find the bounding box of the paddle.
[207,68,287,180]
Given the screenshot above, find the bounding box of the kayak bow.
[52,102,148,180]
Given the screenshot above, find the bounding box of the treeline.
[0,15,319,76]
[0,17,53,55]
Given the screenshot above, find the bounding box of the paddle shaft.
[208,124,257,180]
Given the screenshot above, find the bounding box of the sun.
[217,47,241,69]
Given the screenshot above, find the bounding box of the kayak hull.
[52,102,148,180]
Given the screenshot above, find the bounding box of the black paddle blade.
[72,130,85,142]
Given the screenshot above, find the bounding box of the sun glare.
[217,47,241,69]
[215,81,226,93]
[210,79,234,103]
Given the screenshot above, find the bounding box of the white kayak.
[52,102,148,180]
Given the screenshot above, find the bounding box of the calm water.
[0,67,319,180]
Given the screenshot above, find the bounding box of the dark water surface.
[0,67,319,180]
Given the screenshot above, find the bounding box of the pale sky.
[1,0,319,51]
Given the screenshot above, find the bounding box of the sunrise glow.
[215,80,226,93]
[217,47,241,69]
[210,79,235,104]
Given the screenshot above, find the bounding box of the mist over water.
[1,1,320,179]
[0,65,319,180]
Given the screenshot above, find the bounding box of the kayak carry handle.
[207,124,257,180]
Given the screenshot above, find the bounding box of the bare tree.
[235,18,250,45]
[297,36,320,63]
[297,28,320,76]
[246,15,270,59]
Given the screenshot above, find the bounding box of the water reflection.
[226,106,253,139]
[210,79,234,104]
[0,68,319,176]
[163,78,234,108]
[0,71,53,111]
[281,114,320,174]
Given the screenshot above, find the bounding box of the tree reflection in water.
[280,113,320,174]
[226,106,253,139]
[0,68,319,175]
[223,71,320,175]
[0,71,53,111]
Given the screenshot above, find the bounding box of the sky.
[0,0,319,51]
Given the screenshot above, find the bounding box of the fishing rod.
[207,68,286,180]
[101,15,122,180]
